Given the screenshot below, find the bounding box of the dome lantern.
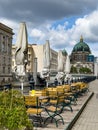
[80,35,83,42]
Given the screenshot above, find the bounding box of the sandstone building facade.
[0,23,14,84]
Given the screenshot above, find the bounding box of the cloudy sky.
[0,0,98,56]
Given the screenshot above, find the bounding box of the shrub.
[0,89,33,130]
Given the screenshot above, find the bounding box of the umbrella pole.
[21,82,24,94]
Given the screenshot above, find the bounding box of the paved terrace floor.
[33,80,95,130]
[71,79,98,130]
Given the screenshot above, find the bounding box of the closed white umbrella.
[43,40,51,81]
[43,40,51,69]
[65,55,71,74]
[58,50,64,72]
[55,51,64,84]
[15,22,28,92]
[15,22,28,67]
[64,55,71,84]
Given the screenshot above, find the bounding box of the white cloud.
[70,10,98,42]
[46,10,98,55]
[1,8,98,56]
[30,29,45,38]
[30,28,45,43]
[29,10,98,53]
[27,9,98,56]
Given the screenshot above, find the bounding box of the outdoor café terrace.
[24,76,95,130]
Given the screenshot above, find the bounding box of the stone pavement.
[33,80,94,130]
[71,79,98,130]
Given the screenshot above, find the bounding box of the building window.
[9,58,10,63]
[8,78,10,82]
[3,67,5,73]
[78,55,82,61]
[8,67,10,73]
[1,78,5,84]
[3,57,5,64]
[74,55,77,61]
[28,61,30,66]
[28,48,30,52]
[2,42,5,52]
[8,43,11,54]
[28,54,30,59]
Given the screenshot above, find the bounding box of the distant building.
[0,23,14,84]
[70,36,94,73]
[12,41,58,76]
[94,57,98,77]
[87,54,94,62]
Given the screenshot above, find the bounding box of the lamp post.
[19,76,25,94]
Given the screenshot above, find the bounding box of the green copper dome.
[72,36,91,53]
[62,49,67,56]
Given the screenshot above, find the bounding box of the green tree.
[70,66,78,73]
[79,67,91,74]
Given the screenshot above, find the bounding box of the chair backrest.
[54,95,65,112]
[57,95,65,104]
[47,88,57,98]
[63,85,71,92]
[24,95,39,107]
[35,90,42,96]
[57,86,64,95]
[41,88,47,96]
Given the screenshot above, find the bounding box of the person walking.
[54,78,58,86]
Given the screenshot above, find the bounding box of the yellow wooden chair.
[46,88,58,105]
[57,86,65,95]
[63,84,77,105]
[24,95,44,126]
[77,82,89,93]
[47,88,73,112]
[44,95,64,127]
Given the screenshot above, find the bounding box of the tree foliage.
[79,67,91,74]
[70,66,78,73]
[0,89,33,130]
[71,66,92,74]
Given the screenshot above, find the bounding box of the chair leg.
[39,114,43,127]
[61,103,73,112]
[68,105,73,112]
[56,113,64,125]
[51,113,64,124]
[31,114,43,127]
[44,112,64,127]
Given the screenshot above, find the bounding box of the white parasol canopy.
[58,50,64,72]
[15,22,28,76]
[64,55,71,80]
[14,22,28,92]
[65,55,71,74]
[43,40,51,69]
[42,40,51,78]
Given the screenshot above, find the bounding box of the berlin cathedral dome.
[71,36,92,63]
[70,36,94,73]
[72,36,91,53]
